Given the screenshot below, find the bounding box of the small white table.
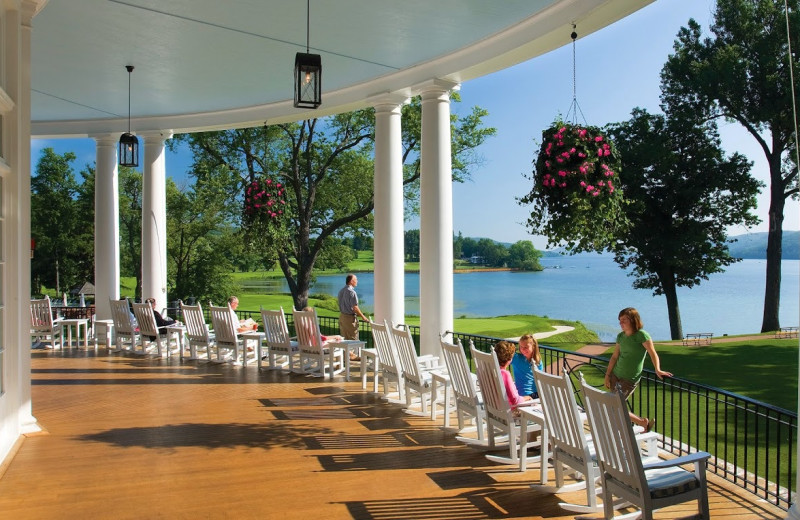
[166,324,187,359]
[518,405,550,483]
[360,347,380,392]
[430,371,452,427]
[338,339,365,382]
[94,319,114,349]
[240,331,265,367]
[60,318,89,349]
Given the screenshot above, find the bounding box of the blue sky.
[31,0,797,251]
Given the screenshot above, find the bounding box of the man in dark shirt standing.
[337,274,368,340]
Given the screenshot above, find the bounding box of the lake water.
[267,256,799,342]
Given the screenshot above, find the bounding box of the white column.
[141,131,172,312]
[371,94,408,326]
[418,80,458,357]
[92,134,121,320]
[6,1,39,437]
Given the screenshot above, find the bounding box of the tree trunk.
[661,272,683,341]
[761,184,784,332]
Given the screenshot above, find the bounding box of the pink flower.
[578,152,586,158]
[604,149,611,156]
[267,200,273,207]
[280,200,286,204]
[592,191,600,196]
[266,179,272,185]
[594,136,603,142]
[560,182,567,188]
[586,185,594,192]
[558,170,567,177]
[597,149,604,157]
[580,181,586,187]
[570,148,576,154]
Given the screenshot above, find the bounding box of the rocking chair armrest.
[643,451,710,471]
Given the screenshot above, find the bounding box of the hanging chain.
[572,26,577,104]
[566,25,587,125]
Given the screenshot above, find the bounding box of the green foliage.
[31,148,94,294]
[118,166,143,297]
[166,178,238,304]
[507,240,543,271]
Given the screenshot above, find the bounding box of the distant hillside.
[538,231,799,260]
[727,231,799,260]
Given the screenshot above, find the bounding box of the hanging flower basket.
[243,176,286,227]
[241,175,291,259]
[521,120,624,251]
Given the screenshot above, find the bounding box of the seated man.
[228,296,258,333]
[145,297,178,340]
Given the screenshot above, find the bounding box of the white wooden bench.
[776,326,799,339]
[683,332,713,346]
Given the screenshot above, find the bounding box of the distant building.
[469,255,485,265]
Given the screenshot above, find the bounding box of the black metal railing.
[448,330,797,511]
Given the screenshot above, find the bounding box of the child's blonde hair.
[519,334,541,364]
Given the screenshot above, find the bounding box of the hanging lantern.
[293,0,321,108]
[294,53,321,108]
[118,65,139,167]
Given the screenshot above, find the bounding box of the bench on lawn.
[776,326,799,339]
[683,332,713,346]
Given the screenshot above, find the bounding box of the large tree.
[660,0,799,332]
[181,95,495,310]
[605,108,761,339]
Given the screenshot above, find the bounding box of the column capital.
[414,78,460,97]
[90,132,123,146]
[368,93,410,113]
[140,129,174,142]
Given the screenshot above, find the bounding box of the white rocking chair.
[471,343,542,467]
[439,336,485,445]
[581,380,711,520]
[259,307,299,371]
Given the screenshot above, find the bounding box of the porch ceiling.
[30,0,653,137]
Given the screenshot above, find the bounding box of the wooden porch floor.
[0,348,785,519]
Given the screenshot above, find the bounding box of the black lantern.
[294,52,321,108]
[293,0,321,109]
[119,65,139,167]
